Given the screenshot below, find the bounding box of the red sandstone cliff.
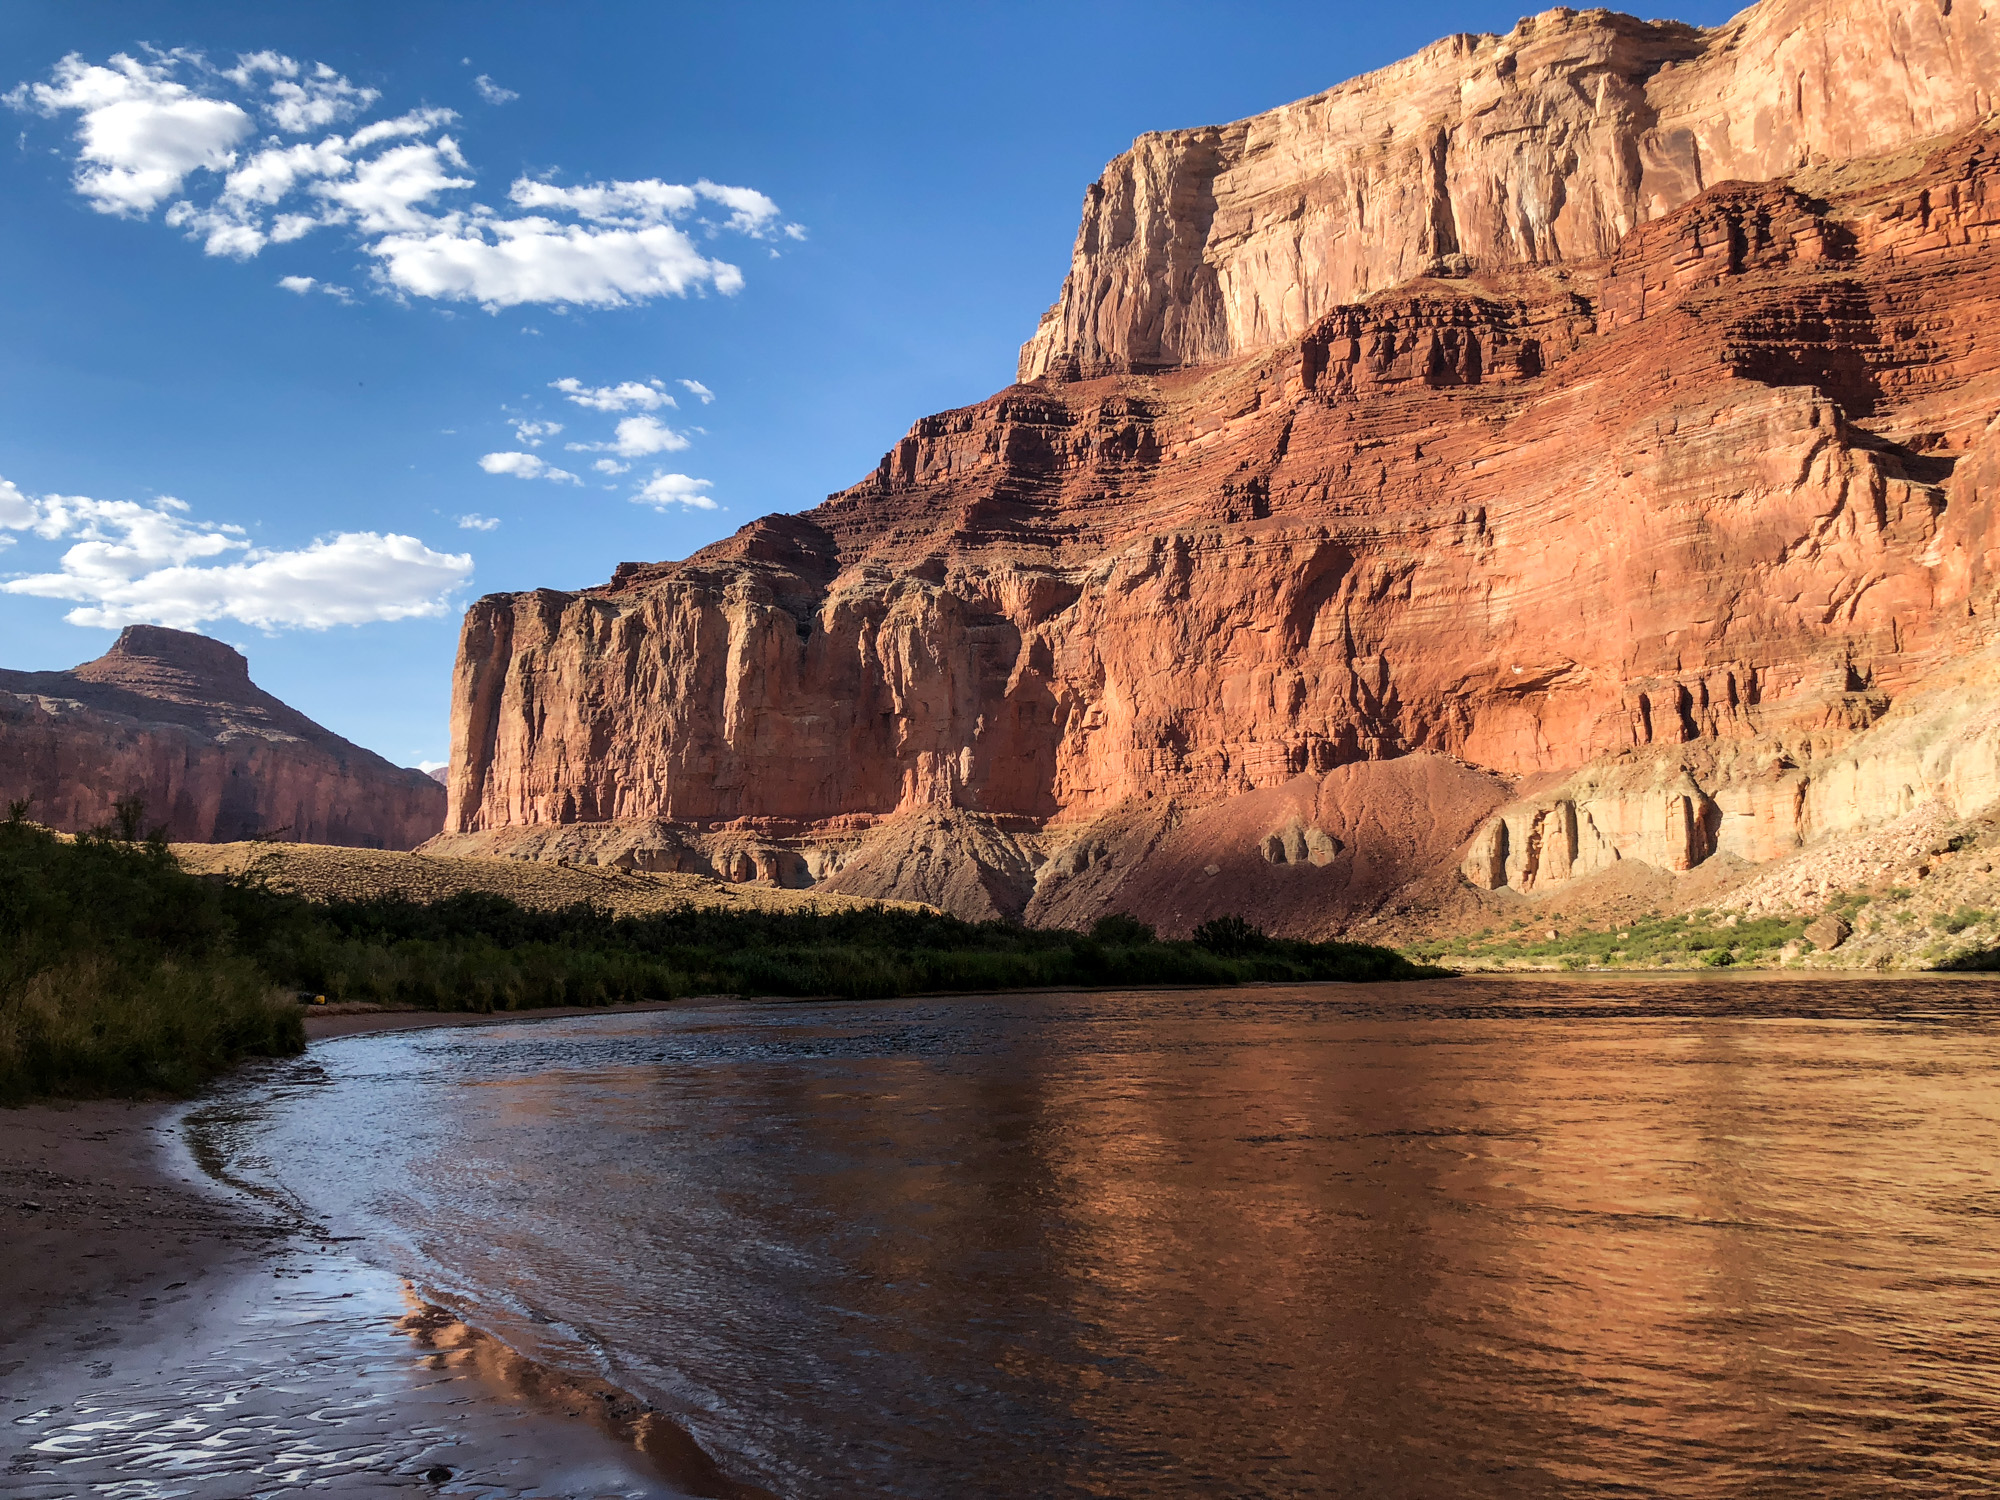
[1019,0,2000,379]
[436,0,2000,931]
[0,625,444,848]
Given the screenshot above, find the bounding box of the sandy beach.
[0,1001,771,1499]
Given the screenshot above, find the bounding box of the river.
[161,977,2000,1496]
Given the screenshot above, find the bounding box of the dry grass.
[172,841,935,919]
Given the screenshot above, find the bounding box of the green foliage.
[1192,914,1265,957]
[1407,910,1810,969]
[0,816,1436,1101]
[1090,912,1156,946]
[0,811,303,1104]
[1938,906,1989,936]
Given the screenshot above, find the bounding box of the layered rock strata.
[1020,0,2000,379]
[0,626,443,848]
[443,0,2000,934]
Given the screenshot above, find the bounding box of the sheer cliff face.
[0,625,444,848]
[445,0,2000,931]
[1018,0,2000,380]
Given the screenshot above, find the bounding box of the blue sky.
[0,0,1740,769]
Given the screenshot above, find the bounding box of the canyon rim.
[434,0,2000,937]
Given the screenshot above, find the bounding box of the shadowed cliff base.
[439,3,2000,938]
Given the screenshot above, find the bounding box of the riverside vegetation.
[0,806,1438,1103]
[1406,891,2000,972]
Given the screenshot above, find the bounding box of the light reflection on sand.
[6,1250,764,1498]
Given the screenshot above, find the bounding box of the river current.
[196,978,2000,1497]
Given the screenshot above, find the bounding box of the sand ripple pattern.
[5,1255,686,1498]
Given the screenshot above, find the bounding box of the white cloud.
[478,451,580,484]
[10,51,795,308]
[20,493,242,578]
[12,533,473,629]
[592,458,629,475]
[221,51,296,87]
[510,176,790,238]
[370,216,741,308]
[348,106,458,149]
[456,512,501,531]
[266,62,378,132]
[0,475,471,630]
[0,477,36,530]
[222,135,350,207]
[7,52,253,215]
[633,473,716,510]
[507,417,561,446]
[276,273,354,301]
[511,177,695,224]
[551,377,673,412]
[417,757,447,772]
[678,378,714,404]
[164,196,266,258]
[604,414,686,457]
[221,53,378,133]
[472,74,517,105]
[315,137,472,233]
[690,180,785,238]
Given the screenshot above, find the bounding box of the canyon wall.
[441,0,2000,934]
[0,625,444,848]
[1019,0,2000,379]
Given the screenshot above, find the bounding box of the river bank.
[0,999,769,1498]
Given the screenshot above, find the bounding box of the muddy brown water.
[62,979,2000,1495]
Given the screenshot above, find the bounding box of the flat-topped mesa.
[0,625,443,847]
[97,624,252,680]
[1019,0,2000,381]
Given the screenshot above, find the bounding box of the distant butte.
[0,624,443,848]
[432,0,2000,934]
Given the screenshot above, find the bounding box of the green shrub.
[0,813,302,1104]
[1091,912,1157,946]
[1192,914,1266,956]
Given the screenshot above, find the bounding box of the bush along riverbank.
[0,807,305,1104]
[0,809,1440,1102]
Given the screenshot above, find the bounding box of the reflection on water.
[198,979,2000,1497]
[5,1256,718,1498]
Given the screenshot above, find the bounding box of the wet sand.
[0,1000,770,1498]
[0,1096,284,1377]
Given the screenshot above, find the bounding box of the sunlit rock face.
[1018,0,2000,380]
[442,0,2000,932]
[0,625,444,848]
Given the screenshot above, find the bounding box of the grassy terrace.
[1409,885,2000,972]
[0,812,1439,1103]
[1408,911,1820,970]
